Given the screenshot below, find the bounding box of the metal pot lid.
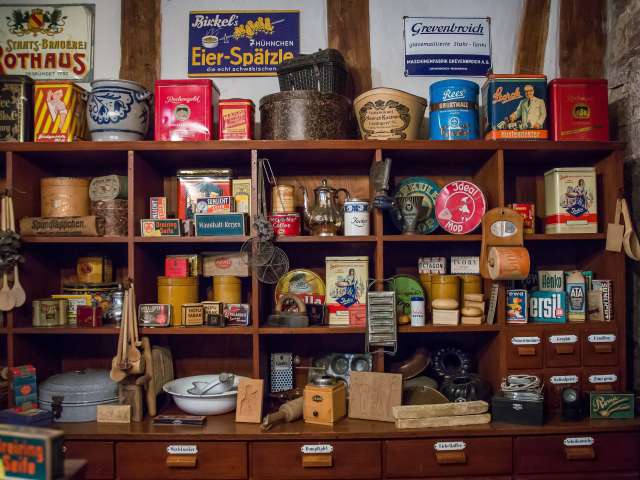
[312,375,337,387]
[39,369,118,404]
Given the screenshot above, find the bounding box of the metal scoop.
[187,373,235,395]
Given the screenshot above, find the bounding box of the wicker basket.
[277,49,348,95]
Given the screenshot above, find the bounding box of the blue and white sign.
[404,17,492,76]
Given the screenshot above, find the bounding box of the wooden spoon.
[8,198,25,307]
[0,198,15,312]
[110,290,129,382]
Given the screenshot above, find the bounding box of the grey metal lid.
[312,375,337,387]
[39,369,118,404]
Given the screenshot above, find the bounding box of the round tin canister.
[343,198,370,236]
[419,273,433,311]
[92,199,128,237]
[158,276,199,326]
[429,79,479,140]
[213,275,241,304]
[77,256,113,284]
[272,185,296,213]
[41,177,90,217]
[460,274,482,297]
[269,213,301,236]
[431,275,460,305]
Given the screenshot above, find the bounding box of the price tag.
[511,336,541,345]
[301,445,333,454]
[434,441,466,451]
[564,437,594,447]
[588,334,616,343]
[550,375,579,385]
[167,445,198,455]
[549,335,578,344]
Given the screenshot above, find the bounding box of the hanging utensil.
[110,289,129,382]
[0,198,15,312]
[127,284,144,374]
[8,197,25,307]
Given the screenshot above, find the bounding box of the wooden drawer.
[582,329,619,366]
[515,433,640,474]
[250,441,380,479]
[544,369,581,410]
[582,367,621,392]
[116,441,247,479]
[545,330,581,368]
[506,331,543,369]
[64,441,113,480]
[384,437,512,478]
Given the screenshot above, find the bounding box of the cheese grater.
[366,291,397,354]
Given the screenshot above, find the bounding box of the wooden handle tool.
[261,396,303,431]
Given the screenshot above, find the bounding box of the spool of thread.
[272,185,296,213]
[213,275,242,303]
[487,246,530,280]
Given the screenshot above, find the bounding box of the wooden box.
[303,382,346,425]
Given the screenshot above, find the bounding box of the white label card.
[550,375,579,384]
[167,445,198,455]
[589,374,617,384]
[549,335,578,344]
[588,334,616,343]
[301,445,333,454]
[564,437,594,447]
[511,336,541,345]
[434,441,466,451]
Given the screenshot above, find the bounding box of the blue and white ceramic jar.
[87,79,151,141]
[343,198,369,236]
[429,79,479,140]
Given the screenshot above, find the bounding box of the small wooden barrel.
[92,199,128,236]
[41,177,90,217]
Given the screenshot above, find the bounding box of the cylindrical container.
[219,98,255,140]
[419,273,433,312]
[410,296,426,327]
[63,283,123,324]
[431,275,460,306]
[158,276,199,326]
[343,198,370,236]
[429,79,479,140]
[544,167,597,234]
[213,276,241,304]
[89,175,128,201]
[460,274,482,298]
[354,87,426,140]
[41,177,90,217]
[77,256,113,284]
[32,298,68,327]
[92,199,128,236]
[272,185,296,213]
[487,246,531,280]
[260,91,354,140]
[269,213,301,236]
[0,75,33,142]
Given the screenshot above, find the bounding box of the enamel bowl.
[163,374,247,416]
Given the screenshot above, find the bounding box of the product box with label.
[138,304,172,327]
[196,196,234,214]
[140,219,182,237]
[34,81,89,142]
[544,167,597,234]
[450,256,480,275]
[491,394,544,425]
[223,304,250,326]
[509,203,535,233]
[589,392,634,419]
[506,289,527,324]
[203,252,249,277]
[0,424,64,480]
[232,179,252,216]
[219,98,255,140]
[539,270,564,291]
[177,169,232,220]
[589,279,612,322]
[418,257,446,274]
[195,213,246,236]
[326,256,368,326]
[529,290,566,323]
[0,75,33,142]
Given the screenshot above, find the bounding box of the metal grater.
[366,291,397,354]
[486,283,500,325]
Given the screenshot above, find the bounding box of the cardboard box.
[203,252,249,277]
[326,256,368,326]
[0,424,64,479]
[529,291,566,323]
[589,392,634,419]
[195,213,246,236]
[233,178,252,216]
[140,219,182,237]
[34,81,89,142]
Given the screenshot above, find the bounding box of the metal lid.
[259,90,351,108]
[312,375,337,387]
[39,369,118,404]
[344,197,367,203]
[158,276,199,286]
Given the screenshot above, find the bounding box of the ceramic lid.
[39,369,118,404]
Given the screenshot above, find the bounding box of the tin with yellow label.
[157,277,199,326]
[181,303,204,327]
[77,256,113,284]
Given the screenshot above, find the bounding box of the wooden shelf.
[11,326,254,335]
[383,234,482,242]
[259,326,365,334]
[134,236,249,243]
[524,233,607,241]
[12,326,119,335]
[22,236,128,244]
[398,324,501,333]
[275,235,376,243]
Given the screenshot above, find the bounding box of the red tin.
[155,79,220,141]
[435,180,486,235]
[219,99,255,140]
[549,78,609,141]
[76,305,103,327]
[165,257,189,278]
[509,203,535,234]
[269,213,301,236]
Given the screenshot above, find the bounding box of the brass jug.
[301,179,350,236]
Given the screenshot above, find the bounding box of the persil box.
[155,79,220,141]
[482,74,548,140]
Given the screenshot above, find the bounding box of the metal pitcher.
[300,179,350,236]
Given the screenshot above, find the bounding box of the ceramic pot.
[87,79,151,141]
[440,373,491,403]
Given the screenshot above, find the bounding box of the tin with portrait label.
[392,177,440,234]
[344,198,370,236]
[435,180,486,234]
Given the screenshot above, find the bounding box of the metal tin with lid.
[157,276,199,326]
[344,198,370,236]
[429,79,479,140]
[0,75,33,142]
[39,369,119,422]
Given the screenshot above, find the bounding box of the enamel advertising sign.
[404,17,491,76]
[188,10,300,77]
[0,4,94,81]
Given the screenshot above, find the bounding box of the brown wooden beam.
[120,0,161,90]
[515,0,551,74]
[559,0,606,77]
[327,0,372,97]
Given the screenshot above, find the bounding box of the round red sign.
[435,180,486,234]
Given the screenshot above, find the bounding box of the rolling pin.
[261,396,303,431]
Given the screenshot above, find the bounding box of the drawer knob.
[565,446,596,461]
[517,346,536,356]
[555,345,574,355]
[166,454,197,468]
[594,344,613,354]
[435,451,467,465]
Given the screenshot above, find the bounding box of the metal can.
[410,296,425,326]
[544,167,597,234]
[269,212,301,236]
[509,203,535,234]
[0,75,33,142]
[429,79,479,140]
[272,185,296,213]
[32,299,68,327]
[77,256,113,284]
[343,198,370,236]
[218,98,255,140]
[549,78,608,141]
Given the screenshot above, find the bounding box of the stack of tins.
[270,184,300,236]
[89,175,128,236]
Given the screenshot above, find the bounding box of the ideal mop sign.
[404,17,491,76]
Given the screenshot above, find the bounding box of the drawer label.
[589,374,617,384]
[564,437,594,447]
[511,336,541,345]
[301,445,333,454]
[167,445,198,455]
[434,441,466,451]
[550,375,579,384]
[588,334,616,343]
[549,334,578,344]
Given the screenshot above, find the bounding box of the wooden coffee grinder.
[303,376,346,426]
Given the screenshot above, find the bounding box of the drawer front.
[545,331,581,367]
[250,441,380,479]
[515,473,639,480]
[582,329,619,366]
[384,437,512,478]
[506,332,543,370]
[515,433,640,474]
[65,441,114,480]
[116,441,247,479]
[582,367,621,392]
[544,369,581,410]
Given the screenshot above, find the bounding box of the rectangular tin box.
[544,167,597,234]
[32,298,67,327]
[549,78,609,141]
[195,213,246,236]
[0,75,33,142]
[232,178,252,217]
[203,251,249,277]
[154,79,220,141]
[326,256,368,327]
[589,392,634,419]
[138,304,172,327]
[219,98,255,140]
[33,81,88,142]
[177,169,232,220]
[482,74,548,140]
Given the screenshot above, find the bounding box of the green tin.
[590,392,634,419]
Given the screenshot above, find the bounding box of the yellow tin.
[459,274,482,297]
[419,273,433,311]
[157,276,199,326]
[77,256,113,284]
[272,184,296,213]
[431,275,460,304]
[34,81,89,142]
[212,276,241,304]
[181,303,204,327]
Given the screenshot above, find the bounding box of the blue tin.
[429,79,479,140]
